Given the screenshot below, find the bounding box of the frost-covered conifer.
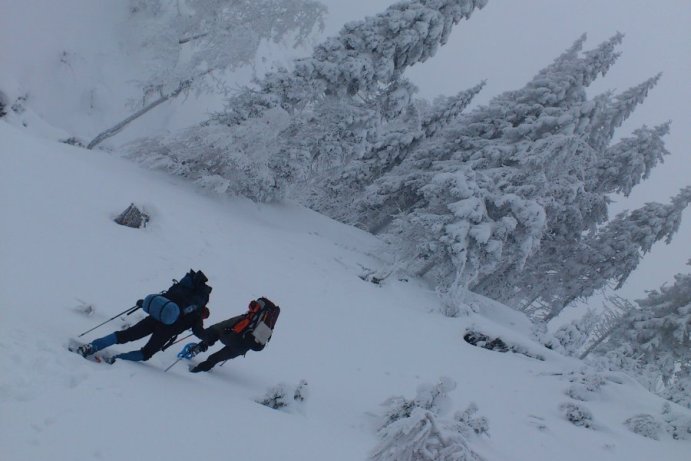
[527,187,691,319]
[90,0,326,148]
[361,35,628,297]
[309,83,484,225]
[593,263,691,407]
[128,0,487,201]
[585,75,661,151]
[127,0,326,102]
[218,0,488,124]
[473,75,671,315]
[593,122,670,196]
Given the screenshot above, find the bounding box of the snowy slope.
[2,122,690,461]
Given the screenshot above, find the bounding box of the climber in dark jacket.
[77,270,212,363]
[188,297,279,373]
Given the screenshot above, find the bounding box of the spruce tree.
[361,35,628,298]
[217,0,489,125]
[594,264,691,407]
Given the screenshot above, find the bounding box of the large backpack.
[142,269,212,325]
[232,297,280,345]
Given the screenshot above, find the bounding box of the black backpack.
[163,269,212,315]
[141,270,212,325]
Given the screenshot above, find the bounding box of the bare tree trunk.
[87,79,192,150]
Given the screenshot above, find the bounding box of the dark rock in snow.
[114,203,149,229]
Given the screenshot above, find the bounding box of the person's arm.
[191,318,207,341]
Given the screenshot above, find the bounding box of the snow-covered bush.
[256,379,308,411]
[452,403,489,437]
[436,282,475,318]
[372,377,486,461]
[559,402,594,428]
[623,404,691,441]
[623,414,661,440]
[564,371,606,401]
[378,377,456,429]
[661,402,691,440]
[371,407,484,461]
[550,309,601,356]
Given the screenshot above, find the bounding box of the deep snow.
[1,121,690,460]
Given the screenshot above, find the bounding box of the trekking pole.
[164,357,183,372]
[171,333,193,346]
[77,304,140,337]
[160,333,194,352]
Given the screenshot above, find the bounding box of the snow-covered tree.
[88,0,326,148]
[307,83,485,225]
[357,34,644,298]
[592,122,670,197]
[592,262,691,407]
[123,4,683,327]
[469,73,669,316]
[589,187,691,288]
[217,0,489,125]
[127,0,488,201]
[127,0,326,101]
[513,186,690,320]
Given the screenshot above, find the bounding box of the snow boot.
[76,343,95,358]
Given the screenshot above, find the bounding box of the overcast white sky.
[322,0,691,300]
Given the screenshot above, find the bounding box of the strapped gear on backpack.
[142,269,212,325]
[232,297,280,346]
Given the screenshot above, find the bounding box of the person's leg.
[189,344,248,373]
[114,325,174,362]
[76,332,118,357]
[114,317,156,344]
[77,317,156,357]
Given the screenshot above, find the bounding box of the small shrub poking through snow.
[60,137,86,147]
[371,408,485,461]
[452,403,490,437]
[661,402,691,440]
[623,414,661,440]
[257,380,308,411]
[559,402,594,428]
[564,371,607,401]
[378,377,456,429]
[463,330,544,361]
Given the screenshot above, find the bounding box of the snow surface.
[1,122,690,460]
